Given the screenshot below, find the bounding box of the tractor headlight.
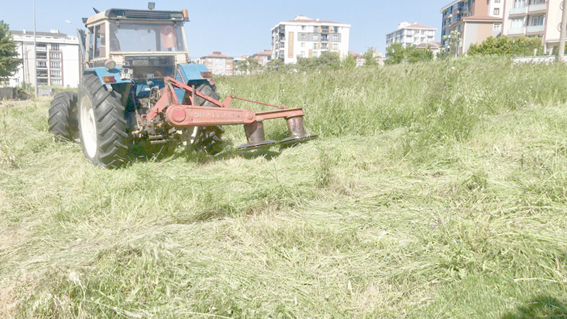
[105,59,117,71]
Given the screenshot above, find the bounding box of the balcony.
[528,3,547,12]
[509,7,527,15]
[527,25,545,33]
[508,27,526,35]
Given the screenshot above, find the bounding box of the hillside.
[1,58,567,318]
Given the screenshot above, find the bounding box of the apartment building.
[252,50,272,66]
[271,15,351,64]
[195,51,234,76]
[441,0,504,55]
[386,22,437,48]
[5,29,80,88]
[502,0,562,53]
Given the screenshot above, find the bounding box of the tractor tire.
[48,92,78,141]
[77,74,128,168]
[192,83,225,154]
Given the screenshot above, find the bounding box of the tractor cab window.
[94,24,106,58]
[109,22,185,52]
[88,27,94,60]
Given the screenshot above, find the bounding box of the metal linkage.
[144,76,317,151]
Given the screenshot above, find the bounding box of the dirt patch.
[0,282,18,319]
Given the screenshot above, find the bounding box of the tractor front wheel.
[77,74,128,168]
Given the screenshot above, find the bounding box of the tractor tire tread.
[78,74,128,168]
[48,91,78,141]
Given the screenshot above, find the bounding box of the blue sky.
[2,0,451,59]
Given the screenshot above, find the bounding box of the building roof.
[405,23,436,29]
[9,30,73,38]
[202,51,232,59]
[349,51,363,58]
[272,15,350,29]
[253,49,272,57]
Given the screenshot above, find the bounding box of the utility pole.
[559,0,567,61]
[33,0,38,97]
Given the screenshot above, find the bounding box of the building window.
[333,34,339,42]
[301,42,305,48]
[51,44,60,51]
[495,0,500,2]
[333,43,339,50]
[313,26,318,32]
[301,25,306,30]
[300,33,306,40]
[51,70,61,78]
[313,43,318,49]
[493,22,502,31]
[531,16,545,26]
[313,35,318,41]
[494,8,500,15]
[51,61,61,69]
[300,51,306,57]
[50,52,61,60]
[511,18,524,29]
[321,43,328,50]
[513,0,525,8]
[51,79,62,86]
[37,61,47,68]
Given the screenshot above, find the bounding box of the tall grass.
[2,57,567,318]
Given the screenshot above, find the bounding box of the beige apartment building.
[195,51,234,76]
[441,0,503,55]
[502,0,562,53]
[252,50,272,66]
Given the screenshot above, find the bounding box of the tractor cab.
[82,8,190,81]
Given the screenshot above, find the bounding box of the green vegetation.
[468,35,544,57]
[0,21,21,80]
[2,57,567,318]
[385,43,433,65]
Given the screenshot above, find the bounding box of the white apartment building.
[386,22,437,48]
[6,30,80,88]
[502,0,562,53]
[271,15,351,64]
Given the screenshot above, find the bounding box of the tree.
[0,21,21,82]
[265,58,284,72]
[385,43,405,65]
[363,47,378,66]
[342,54,357,69]
[235,57,262,74]
[385,43,433,65]
[468,35,543,56]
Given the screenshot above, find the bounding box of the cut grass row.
[1,57,567,318]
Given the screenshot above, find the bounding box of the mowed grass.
[1,57,567,318]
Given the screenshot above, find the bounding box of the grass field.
[2,57,567,318]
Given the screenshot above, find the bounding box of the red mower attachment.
[144,77,318,151]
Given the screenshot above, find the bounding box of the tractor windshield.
[109,22,186,52]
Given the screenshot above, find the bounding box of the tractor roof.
[85,8,187,25]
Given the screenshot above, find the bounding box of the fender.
[83,66,132,86]
[176,63,213,83]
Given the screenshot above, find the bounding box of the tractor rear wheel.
[48,92,78,141]
[192,83,224,154]
[77,74,128,168]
